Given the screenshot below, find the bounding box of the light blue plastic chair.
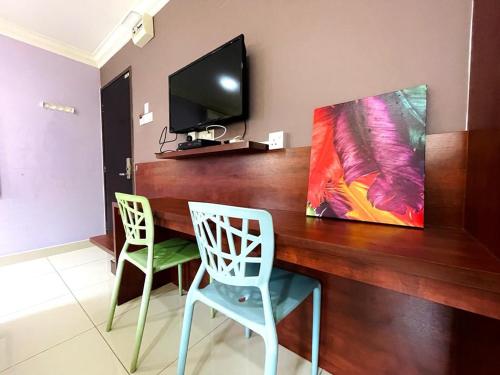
[177,202,321,375]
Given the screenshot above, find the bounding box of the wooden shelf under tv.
[155,141,269,160]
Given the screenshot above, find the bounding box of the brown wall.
[100,0,472,163]
[464,0,500,257]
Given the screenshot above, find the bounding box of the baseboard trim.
[0,240,93,267]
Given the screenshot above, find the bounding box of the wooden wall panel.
[464,0,500,257]
[425,132,467,228]
[455,308,500,375]
[275,262,454,375]
[136,147,311,213]
[275,261,500,375]
[136,132,467,228]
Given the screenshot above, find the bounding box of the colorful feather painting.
[306,85,427,228]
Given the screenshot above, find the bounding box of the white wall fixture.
[196,129,216,140]
[268,131,286,150]
[41,101,75,114]
[139,112,153,125]
[139,102,154,125]
[131,13,154,48]
[187,129,216,141]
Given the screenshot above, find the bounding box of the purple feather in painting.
[330,93,424,216]
[361,96,424,214]
[332,103,377,184]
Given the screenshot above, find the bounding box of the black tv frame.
[168,34,248,134]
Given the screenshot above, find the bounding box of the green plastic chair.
[178,202,322,375]
[106,193,200,373]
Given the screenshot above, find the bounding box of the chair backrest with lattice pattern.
[188,201,275,288]
[115,193,154,247]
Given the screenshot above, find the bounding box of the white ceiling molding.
[0,16,96,66]
[0,0,170,69]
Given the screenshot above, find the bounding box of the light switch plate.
[139,112,153,126]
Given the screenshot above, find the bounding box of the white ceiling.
[0,0,169,67]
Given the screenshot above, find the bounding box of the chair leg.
[263,329,278,375]
[177,294,196,375]
[130,271,153,373]
[244,327,252,339]
[311,284,322,375]
[209,275,216,318]
[178,264,183,296]
[106,256,126,332]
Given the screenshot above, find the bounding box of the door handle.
[119,158,132,180]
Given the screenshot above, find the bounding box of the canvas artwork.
[306,85,427,228]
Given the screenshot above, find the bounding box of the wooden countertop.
[149,196,500,320]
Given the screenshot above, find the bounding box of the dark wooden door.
[101,70,133,232]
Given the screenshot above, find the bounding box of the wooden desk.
[145,196,500,374]
[149,197,500,320]
[106,136,499,374]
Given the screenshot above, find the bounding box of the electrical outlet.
[268,131,285,150]
[196,129,215,140]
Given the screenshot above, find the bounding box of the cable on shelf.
[159,126,178,153]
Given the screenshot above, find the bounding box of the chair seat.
[198,265,319,326]
[126,238,200,272]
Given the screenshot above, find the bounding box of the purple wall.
[0,35,104,256]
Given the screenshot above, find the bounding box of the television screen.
[168,35,247,133]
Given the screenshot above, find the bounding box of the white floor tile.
[0,259,54,284]
[1,250,318,375]
[0,272,70,317]
[48,246,112,272]
[160,320,314,375]
[71,278,137,326]
[1,329,127,375]
[58,258,113,292]
[0,294,93,371]
[72,279,177,326]
[98,293,227,375]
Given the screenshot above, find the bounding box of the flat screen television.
[168,35,248,134]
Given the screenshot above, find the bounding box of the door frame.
[100,66,135,233]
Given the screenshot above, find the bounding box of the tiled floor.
[0,246,327,374]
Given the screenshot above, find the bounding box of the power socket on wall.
[268,131,286,150]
